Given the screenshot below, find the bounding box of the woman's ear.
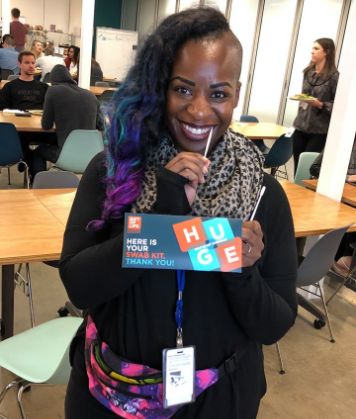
[233,85,240,108]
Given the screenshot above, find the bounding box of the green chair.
[294,152,319,185]
[55,129,104,173]
[0,316,82,419]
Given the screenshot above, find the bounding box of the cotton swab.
[203,128,214,158]
[249,186,266,221]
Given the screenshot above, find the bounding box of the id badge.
[162,346,195,408]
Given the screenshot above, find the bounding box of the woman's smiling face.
[165,32,241,155]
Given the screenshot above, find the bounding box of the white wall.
[69,0,82,46]
[7,0,80,45]
[10,0,70,32]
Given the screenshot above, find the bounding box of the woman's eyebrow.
[170,76,195,86]
[210,82,232,88]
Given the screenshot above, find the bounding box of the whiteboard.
[96,27,138,81]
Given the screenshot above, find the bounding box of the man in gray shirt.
[32,64,100,177]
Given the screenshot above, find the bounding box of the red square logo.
[172,218,206,252]
[127,216,142,233]
[216,238,242,272]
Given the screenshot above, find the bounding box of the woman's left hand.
[241,221,264,267]
[308,98,323,109]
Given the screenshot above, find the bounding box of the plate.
[290,94,316,102]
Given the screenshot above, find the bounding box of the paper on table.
[3,109,28,114]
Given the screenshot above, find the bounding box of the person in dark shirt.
[32,64,100,177]
[10,8,27,52]
[0,50,48,110]
[60,7,297,419]
[292,38,339,174]
[0,51,49,179]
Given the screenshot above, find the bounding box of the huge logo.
[172,218,242,272]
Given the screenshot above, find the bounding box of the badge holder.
[162,270,195,408]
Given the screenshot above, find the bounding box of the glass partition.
[247,0,298,122]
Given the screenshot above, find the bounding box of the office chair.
[275,225,351,374]
[0,316,82,419]
[14,171,80,327]
[7,74,19,81]
[1,69,14,80]
[0,123,29,188]
[294,152,319,185]
[239,114,270,155]
[263,134,293,179]
[55,129,104,173]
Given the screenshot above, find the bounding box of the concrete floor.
[1,163,356,419]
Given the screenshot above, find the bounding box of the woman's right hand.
[165,152,210,206]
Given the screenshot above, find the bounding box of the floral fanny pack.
[85,315,246,419]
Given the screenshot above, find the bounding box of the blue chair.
[55,129,104,173]
[239,114,270,155]
[264,134,293,179]
[294,152,319,185]
[0,123,29,188]
[0,317,82,419]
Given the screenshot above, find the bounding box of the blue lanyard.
[175,270,185,347]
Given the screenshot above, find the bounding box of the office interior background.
[0,0,354,126]
[0,2,355,418]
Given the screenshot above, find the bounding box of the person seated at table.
[310,135,356,182]
[90,57,103,85]
[0,34,19,75]
[32,64,100,178]
[36,42,65,82]
[310,135,356,278]
[30,39,43,60]
[0,50,48,110]
[0,50,51,179]
[64,45,80,77]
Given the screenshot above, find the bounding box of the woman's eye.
[175,86,192,96]
[211,91,227,100]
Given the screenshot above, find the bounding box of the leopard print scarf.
[133,129,264,220]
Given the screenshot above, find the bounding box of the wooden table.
[230,121,287,140]
[0,111,53,132]
[303,179,356,208]
[0,188,75,338]
[1,182,354,338]
[89,86,117,96]
[279,180,356,237]
[0,79,10,89]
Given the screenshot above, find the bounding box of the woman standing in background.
[292,38,339,173]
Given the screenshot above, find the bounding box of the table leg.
[1,265,15,339]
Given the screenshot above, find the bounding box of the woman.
[60,7,297,419]
[64,45,80,76]
[31,39,43,59]
[292,38,339,173]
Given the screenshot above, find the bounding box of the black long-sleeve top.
[59,152,297,418]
